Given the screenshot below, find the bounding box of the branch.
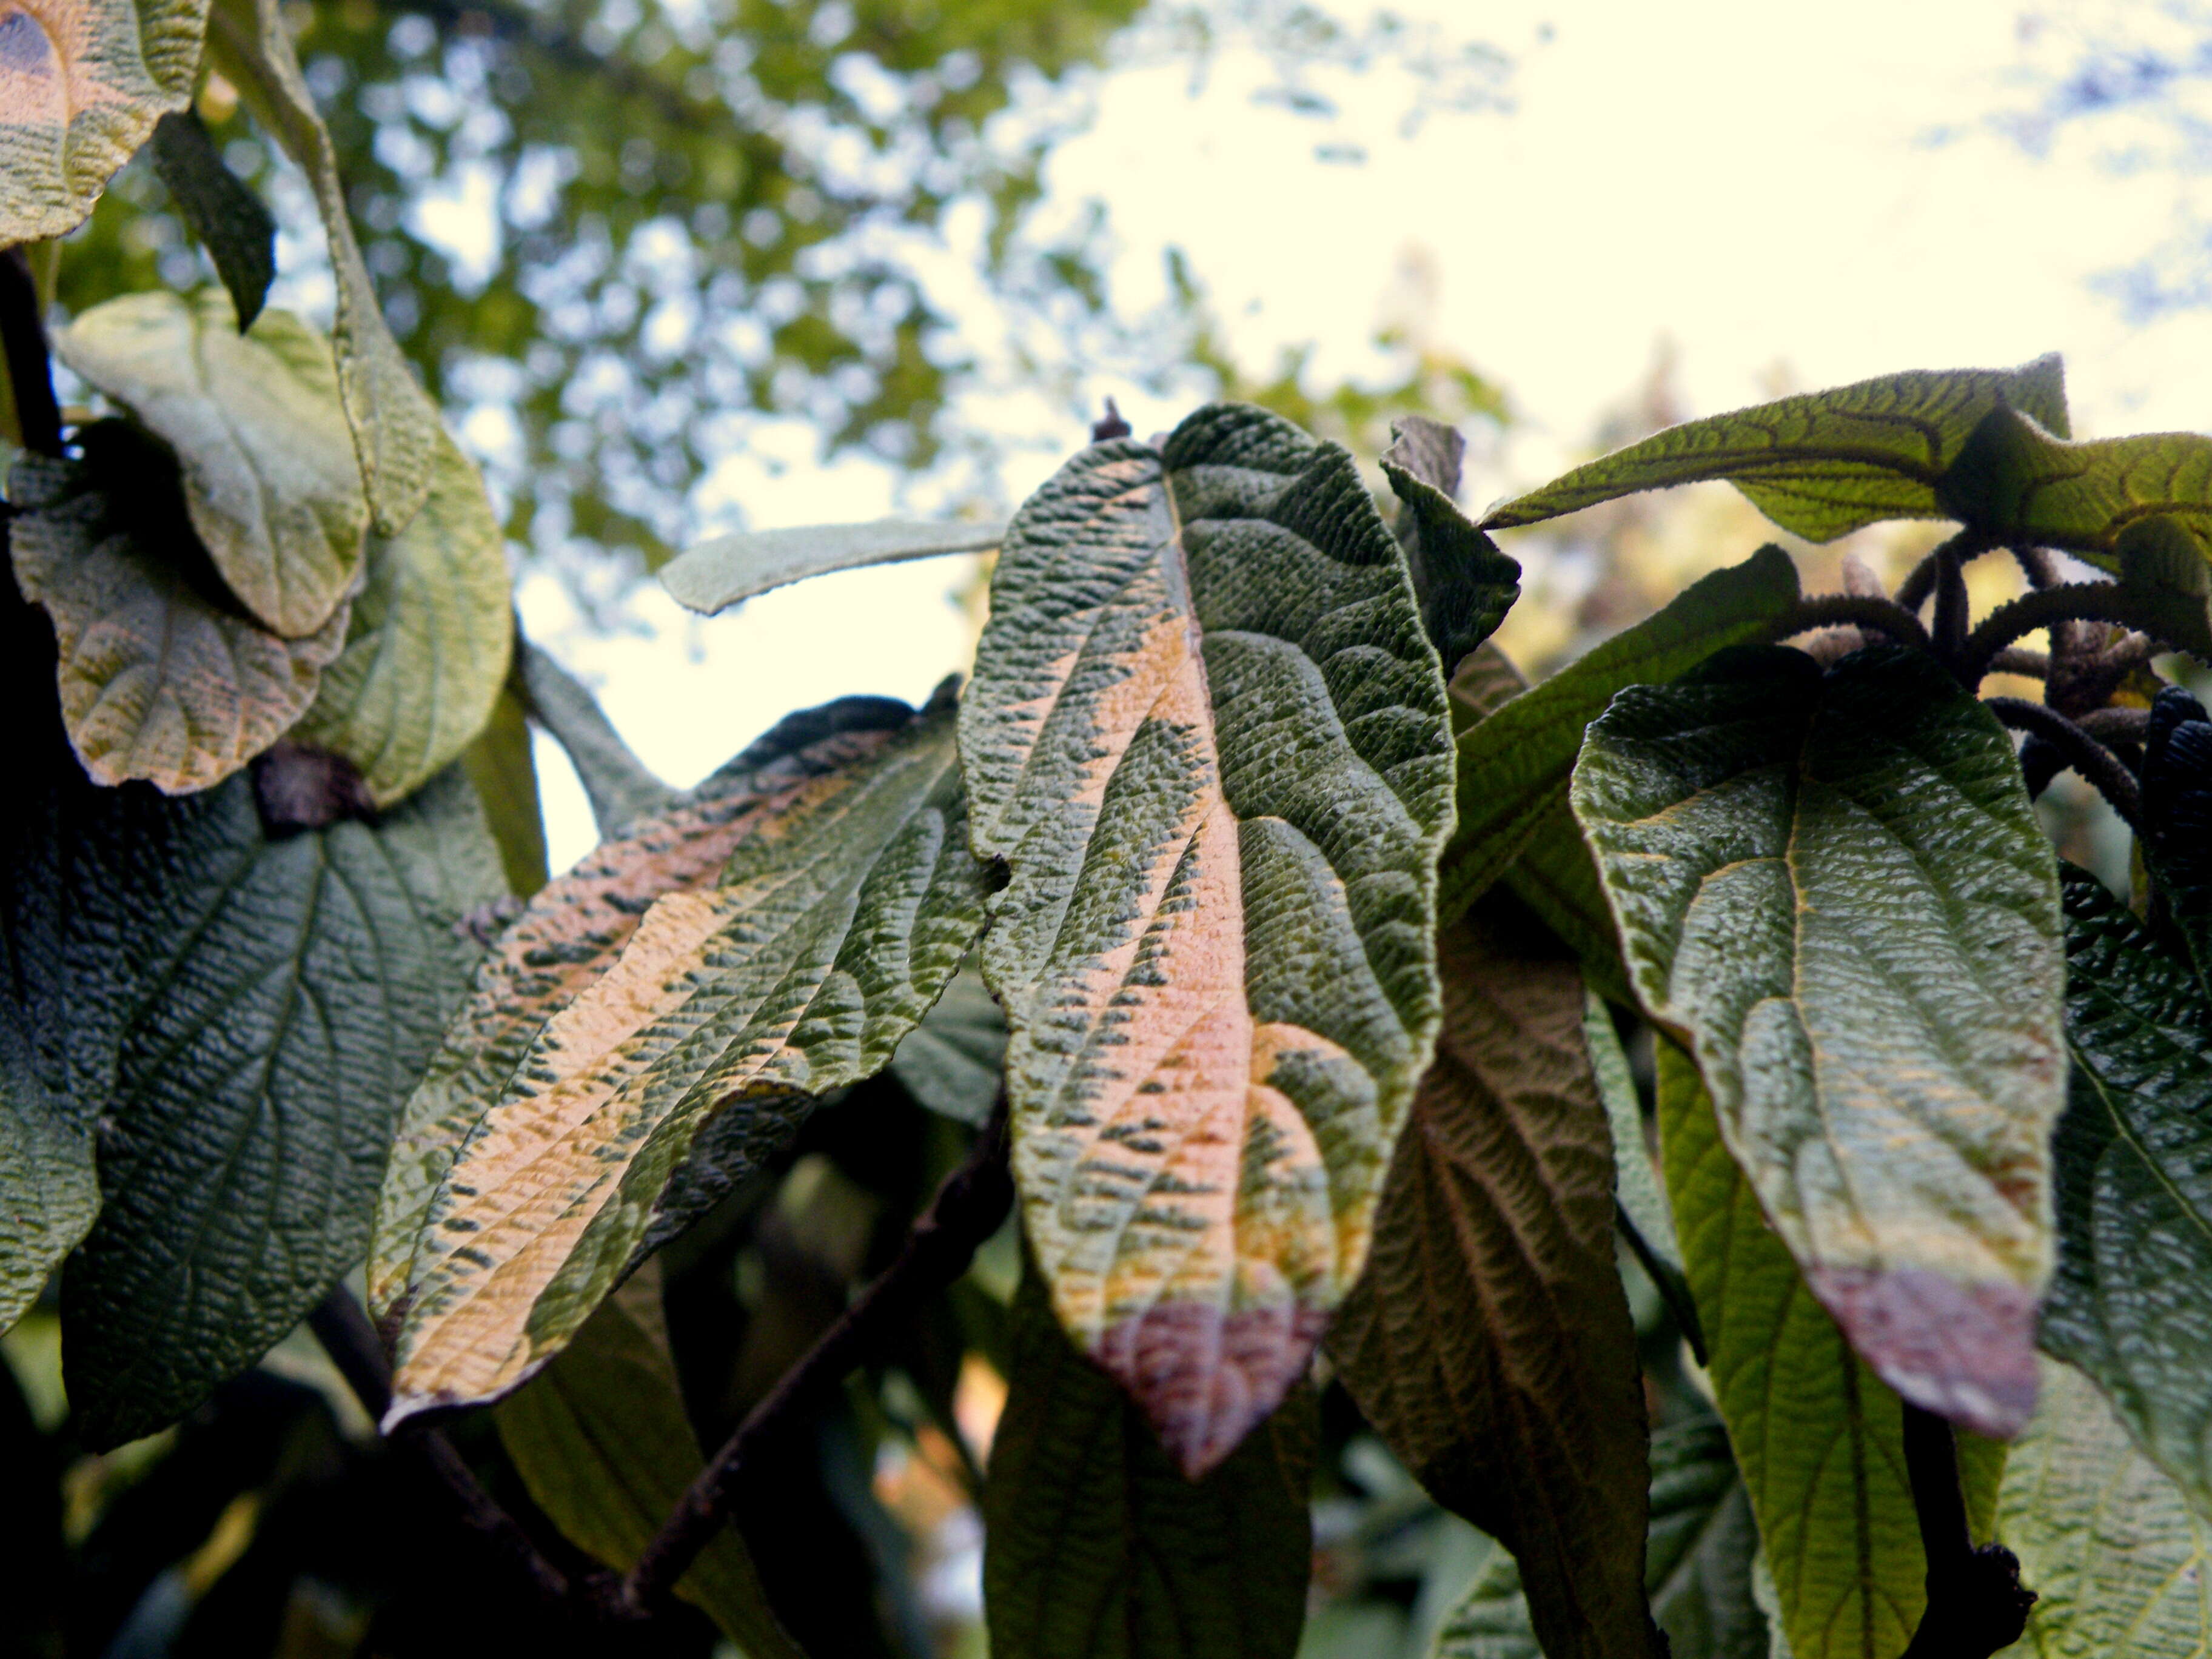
[1985,697,2143,828]
[0,248,61,457]
[2078,706,2151,746]
[1962,582,2196,683]
[1985,647,2049,679]
[1772,594,1932,651]
[623,1100,1016,1612]
[1898,1401,2035,1659]
[1895,529,1988,616]
[1932,541,1972,666]
[2009,543,2061,591]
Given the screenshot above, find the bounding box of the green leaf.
[461,677,548,900]
[660,517,1004,616]
[1584,990,1694,1319]
[0,1015,95,1336]
[515,640,675,837]
[960,402,1456,1474]
[1994,1358,2212,1659]
[982,1266,1313,1659]
[63,764,503,1446]
[1438,545,1801,930]
[890,963,1006,1127]
[1655,1039,2005,1659]
[205,0,441,535]
[0,0,206,243]
[2139,686,2212,984]
[1574,645,2066,1436]
[9,443,347,794]
[495,1262,805,1659]
[292,428,511,806]
[149,109,276,331]
[57,291,369,638]
[1482,357,2070,540]
[1328,901,1658,1659]
[1381,415,1520,670]
[375,694,994,1422]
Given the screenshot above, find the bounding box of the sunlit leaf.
[1575,645,2065,1437]
[1482,358,2070,540]
[461,677,547,900]
[515,640,674,838]
[960,402,1455,1473]
[1381,415,1520,669]
[1329,901,1658,1659]
[891,963,1006,1127]
[149,108,275,330]
[660,517,1004,617]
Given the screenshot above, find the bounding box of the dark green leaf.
[890,964,1005,1127]
[1382,415,1521,670]
[660,518,1004,617]
[515,640,675,838]
[460,678,548,899]
[2140,686,2212,984]
[150,110,276,331]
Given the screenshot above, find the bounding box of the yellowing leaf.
[960,403,1456,1475]
[294,428,512,806]
[662,517,1004,616]
[0,0,207,243]
[58,290,368,638]
[10,445,346,794]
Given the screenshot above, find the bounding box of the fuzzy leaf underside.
[149,109,275,330]
[0,0,207,243]
[891,963,1007,1126]
[660,517,1005,615]
[1327,902,1657,1659]
[1656,1041,2005,1659]
[959,402,1455,1474]
[1482,357,2070,540]
[982,1268,1313,1659]
[1575,646,2065,1436]
[378,695,993,1421]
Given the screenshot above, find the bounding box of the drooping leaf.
[0,0,206,243]
[1328,900,1657,1659]
[9,443,347,794]
[1381,415,1520,669]
[890,963,1006,1127]
[377,693,994,1423]
[57,291,368,638]
[1574,645,2066,1436]
[149,108,275,330]
[204,0,440,535]
[1438,545,1801,930]
[960,403,1456,1474]
[982,1267,1313,1659]
[1993,1357,2212,1659]
[1655,1039,2005,1659]
[495,1262,805,1659]
[515,640,674,837]
[660,517,1004,616]
[461,677,548,899]
[63,764,503,1446]
[293,427,512,806]
[1482,357,2071,540]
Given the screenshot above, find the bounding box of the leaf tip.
[1096,1300,1328,1478]
[1811,1265,2040,1438]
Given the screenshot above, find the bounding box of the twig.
[623,1100,1016,1612]
[1932,541,1972,667]
[1895,530,1986,617]
[1898,1401,2035,1659]
[1985,697,2143,828]
[0,248,61,457]
[2077,706,2151,746]
[1961,583,2191,684]
[1985,647,2049,679]
[1772,594,1932,651]
[2009,543,2061,591]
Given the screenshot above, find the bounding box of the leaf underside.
[660,516,1005,615]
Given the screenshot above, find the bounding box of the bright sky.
[523,0,2210,868]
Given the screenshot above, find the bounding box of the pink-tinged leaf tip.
[1810,1266,2041,1439]
[1096,1301,1330,1477]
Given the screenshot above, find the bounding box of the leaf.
[1438,545,1801,930]
[293,427,513,806]
[57,291,368,638]
[149,109,275,331]
[1430,1537,1540,1659]
[660,517,1005,616]
[377,694,994,1422]
[461,677,548,899]
[515,640,674,837]
[0,1012,94,1336]
[0,0,206,243]
[1327,901,1657,1659]
[1381,415,1521,669]
[1655,1039,2006,1659]
[204,0,440,535]
[495,1262,805,1659]
[981,1267,1313,1659]
[1481,357,2071,540]
[890,963,1006,1126]
[1585,988,1697,1339]
[9,444,347,794]
[1993,1357,2212,1659]
[960,401,1456,1474]
[62,765,504,1447]
[1574,645,2066,1436]
[2139,685,2212,982]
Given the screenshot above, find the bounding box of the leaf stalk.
[1985,697,2143,828]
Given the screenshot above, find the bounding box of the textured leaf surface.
[10,446,346,793]
[1994,1358,2212,1659]
[2140,686,2212,983]
[1380,415,1520,669]
[891,963,1005,1126]
[379,695,993,1421]
[495,1264,803,1659]
[1575,645,2065,1436]
[960,402,1455,1473]
[661,517,1004,615]
[149,109,275,330]
[295,428,512,805]
[1483,358,2070,540]
[1327,902,1656,1659]
[0,0,206,243]
[982,1267,1313,1659]
[1657,1040,2005,1659]
[516,640,675,837]
[1586,988,1696,1341]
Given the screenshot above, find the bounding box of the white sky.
[525,0,2211,869]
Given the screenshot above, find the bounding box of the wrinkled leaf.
[1483,357,2070,540]
[461,678,547,899]
[660,517,1004,616]
[0,1014,93,1336]
[10,444,346,794]
[495,1263,804,1659]
[149,109,275,330]
[1656,1039,2005,1659]
[1575,645,2065,1436]
[0,0,206,243]
[891,964,1005,1126]
[982,1267,1313,1659]
[515,640,674,837]
[1381,416,1520,669]
[1328,902,1657,1659]
[58,291,367,637]
[295,428,512,805]
[378,694,994,1422]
